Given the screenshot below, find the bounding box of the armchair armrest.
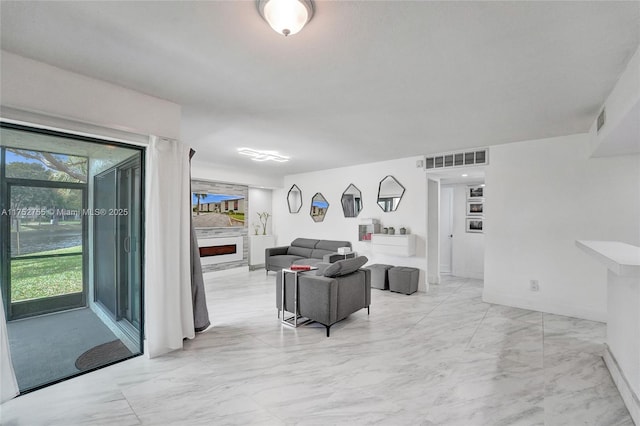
[266,245,289,257]
[322,252,356,263]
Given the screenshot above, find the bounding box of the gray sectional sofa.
[276,256,371,336]
[265,238,351,273]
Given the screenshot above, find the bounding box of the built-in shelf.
[358,218,380,242]
[371,234,416,257]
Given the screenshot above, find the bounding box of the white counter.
[576,240,640,425]
[575,240,640,277]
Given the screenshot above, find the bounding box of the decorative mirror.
[310,192,329,222]
[377,175,405,212]
[341,184,362,218]
[287,184,302,213]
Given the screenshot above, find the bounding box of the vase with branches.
[257,212,271,235]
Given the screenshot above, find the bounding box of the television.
[191,192,245,228]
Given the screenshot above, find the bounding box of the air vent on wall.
[424,148,489,171]
[597,108,606,133]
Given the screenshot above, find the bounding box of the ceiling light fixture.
[238,148,290,162]
[257,0,314,37]
[462,174,468,177]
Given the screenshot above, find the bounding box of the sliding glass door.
[94,156,143,336]
[0,123,145,392]
[118,162,142,330]
[2,149,88,320]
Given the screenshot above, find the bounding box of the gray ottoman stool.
[364,264,394,290]
[389,267,419,295]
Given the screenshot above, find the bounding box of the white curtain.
[0,297,19,402]
[145,136,195,358]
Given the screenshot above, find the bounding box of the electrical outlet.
[530,280,539,292]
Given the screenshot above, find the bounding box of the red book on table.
[290,265,312,271]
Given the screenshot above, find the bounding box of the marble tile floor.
[0,271,632,425]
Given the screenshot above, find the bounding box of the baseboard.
[451,269,484,280]
[604,345,640,425]
[482,289,606,322]
[249,263,265,271]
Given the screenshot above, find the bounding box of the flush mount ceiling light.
[257,0,314,37]
[238,148,290,162]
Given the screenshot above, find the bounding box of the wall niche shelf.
[358,218,380,242]
[371,234,416,257]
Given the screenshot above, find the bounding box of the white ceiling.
[1,1,638,179]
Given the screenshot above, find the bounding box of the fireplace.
[198,236,243,265]
[200,244,237,257]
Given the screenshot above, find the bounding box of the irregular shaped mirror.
[287,184,302,213]
[377,175,405,212]
[341,184,362,218]
[310,192,329,222]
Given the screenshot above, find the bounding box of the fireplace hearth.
[200,244,237,257]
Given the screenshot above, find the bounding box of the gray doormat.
[75,339,133,371]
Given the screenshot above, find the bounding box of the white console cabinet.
[371,234,416,257]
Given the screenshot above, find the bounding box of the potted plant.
[257,212,271,235]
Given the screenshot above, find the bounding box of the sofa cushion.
[291,238,319,249]
[323,256,368,278]
[270,255,304,269]
[314,262,332,275]
[292,258,325,268]
[315,240,351,252]
[287,246,313,257]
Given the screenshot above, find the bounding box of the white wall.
[248,187,273,236]
[273,157,429,291]
[484,133,640,321]
[439,186,453,274]
[589,45,640,157]
[426,179,439,285]
[0,51,180,139]
[447,183,485,279]
[191,160,282,189]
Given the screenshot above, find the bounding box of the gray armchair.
[276,256,371,336]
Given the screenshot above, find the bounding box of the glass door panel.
[118,163,142,330]
[94,170,117,316]
[8,185,85,319]
[94,156,142,336]
[129,165,141,329]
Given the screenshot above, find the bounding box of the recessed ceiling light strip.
[237,147,290,163]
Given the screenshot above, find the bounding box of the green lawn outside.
[11,246,83,301]
[228,212,245,222]
[228,212,245,220]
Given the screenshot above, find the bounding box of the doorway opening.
[0,123,144,392]
[427,168,486,286]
